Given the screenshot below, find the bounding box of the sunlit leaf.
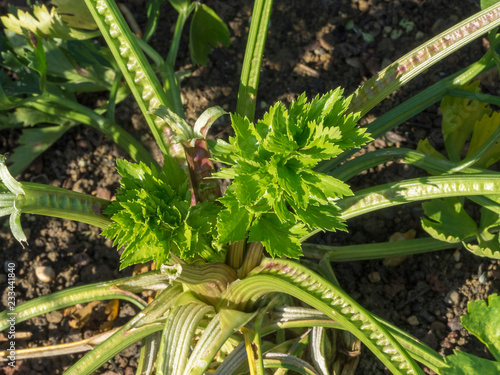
[189,4,230,65]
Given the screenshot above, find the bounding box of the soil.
[1,0,500,374]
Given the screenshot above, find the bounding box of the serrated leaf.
[416,138,448,171]
[189,4,230,66]
[231,113,260,157]
[233,173,267,207]
[441,81,492,162]
[464,198,500,259]
[1,5,97,40]
[440,294,500,374]
[294,203,346,232]
[421,198,477,243]
[170,0,192,14]
[216,193,252,244]
[465,238,500,259]
[302,170,352,200]
[467,112,500,168]
[441,350,500,375]
[481,0,500,10]
[461,294,500,361]
[7,124,75,176]
[276,157,309,209]
[52,0,98,30]
[248,214,308,258]
[0,107,61,129]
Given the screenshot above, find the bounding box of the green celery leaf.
[189,4,230,66]
[103,158,219,267]
[275,157,309,209]
[248,214,308,258]
[302,170,353,200]
[421,198,478,243]
[51,0,98,30]
[465,234,500,259]
[231,113,260,157]
[441,81,491,162]
[1,4,97,40]
[481,0,500,10]
[211,89,369,257]
[7,124,76,176]
[461,294,500,361]
[216,192,252,244]
[416,138,448,168]
[233,173,268,207]
[293,203,346,232]
[29,35,46,91]
[467,112,500,168]
[0,107,62,129]
[464,197,500,259]
[441,350,500,375]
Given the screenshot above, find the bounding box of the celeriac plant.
[2,0,500,374]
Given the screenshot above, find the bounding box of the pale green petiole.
[0,155,27,245]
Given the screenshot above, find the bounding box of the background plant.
[1,0,500,374]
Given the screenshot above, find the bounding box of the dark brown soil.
[1,0,499,374]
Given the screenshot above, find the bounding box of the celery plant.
[2,1,500,374]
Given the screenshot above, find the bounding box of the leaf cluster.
[418,81,500,259]
[102,158,221,269]
[212,89,371,257]
[0,27,118,175]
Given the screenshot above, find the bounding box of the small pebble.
[479,272,487,284]
[46,310,63,324]
[454,262,463,270]
[430,321,446,332]
[358,0,370,12]
[368,271,381,283]
[452,249,461,262]
[35,266,55,283]
[407,315,419,326]
[444,290,460,305]
[447,317,462,331]
[383,255,407,267]
[221,87,232,97]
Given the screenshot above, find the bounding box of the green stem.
[304,174,500,241]
[350,3,500,116]
[65,285,184,375]
[447,88,500,106]
[236,0,273,121]
[326,148,489,181]
[160,4,195,118]
[226,258,424,375]
[0,273,157,331]
[318,53,495,174]
[338,174,500,221]
[166,5,195,68]
[106,70,122,121]
[302,237,457,261]
[17,182,112,229]
[447,121,500,172]
[84,0,184,161]
[27,95,159,169]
